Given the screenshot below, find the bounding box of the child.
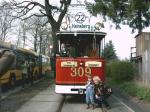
[85,75,95,109]
[93,76,111,110]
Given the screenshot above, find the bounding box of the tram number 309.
[70,67,91,77]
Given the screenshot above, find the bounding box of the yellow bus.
[0,41,51,91]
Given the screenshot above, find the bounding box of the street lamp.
[49,45,53,56]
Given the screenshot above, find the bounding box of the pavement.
[15,84,64,112]
[0,79,43,100]
[61,95,136,112]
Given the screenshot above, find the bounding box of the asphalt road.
[61,95,136,112]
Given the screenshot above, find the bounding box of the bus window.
[16,54,25,69]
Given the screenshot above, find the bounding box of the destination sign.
[85,61,102,67]
[61,61,77,67]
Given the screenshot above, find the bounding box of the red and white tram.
[55,31,106,94]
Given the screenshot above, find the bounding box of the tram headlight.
[80,62,83,66]
[61,22,68,30]
[95,22,104,30]
[74,32,77,36]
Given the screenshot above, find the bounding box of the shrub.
[119,81,150,102]
[106,61,135,83]
[119,82,138,96]
[106,63,111,77]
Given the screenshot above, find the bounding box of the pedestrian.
[22,61,27,88]
[30,61,34,85]
[60,43,68,57]
[85,75,95,110]
[93,76,111,111]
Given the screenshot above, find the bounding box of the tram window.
[59,34,102,57]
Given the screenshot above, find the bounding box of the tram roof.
[56,31,106,40]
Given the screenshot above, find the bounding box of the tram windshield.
[57,32,106,57]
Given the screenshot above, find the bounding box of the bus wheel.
[9,75,16,88]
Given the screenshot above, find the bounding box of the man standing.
[22,61,27,88]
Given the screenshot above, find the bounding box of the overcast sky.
[51,0,150,59]
[102,21,150,60]
[102,23,136,60]
[52,0,150,59]
[3,0,150,59]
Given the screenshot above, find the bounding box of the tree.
[103,40,118,61]
[0,1,13,40]
[127,0,150,33]
[9,0,71,55]
[16,20,30,48]
[90,0,150,33]
[27,16,52,54]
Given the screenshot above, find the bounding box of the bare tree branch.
[42,20,49,27]
[22,14,47,20]
[57,0,71,25]
[44,0,57,25]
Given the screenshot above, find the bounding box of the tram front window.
[58,32,103,57]
[59,41,94,57]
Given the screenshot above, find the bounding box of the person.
[85,75,95,110]
[60,43,68,57]
[93,76,111,110]
[26,61,30,84]
[69,46,76,57]
[22,61,27,88]
[28,61,34,85]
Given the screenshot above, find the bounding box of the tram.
[55,31,106,94]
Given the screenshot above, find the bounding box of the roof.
[56,31,106,41]
[56,31,106,35]
[16,48,38,57]
[134,32,150,38]
[56,31,106,36]
[0,40,11,49]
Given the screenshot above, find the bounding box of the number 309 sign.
[70,67,91,77]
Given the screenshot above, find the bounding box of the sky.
[60,0,137,60]
[43,0,150,59]
[102,22,150,60]
[2,0,150,59]
[102,23,136,60]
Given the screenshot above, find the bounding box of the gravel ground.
[0,79,54,112]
